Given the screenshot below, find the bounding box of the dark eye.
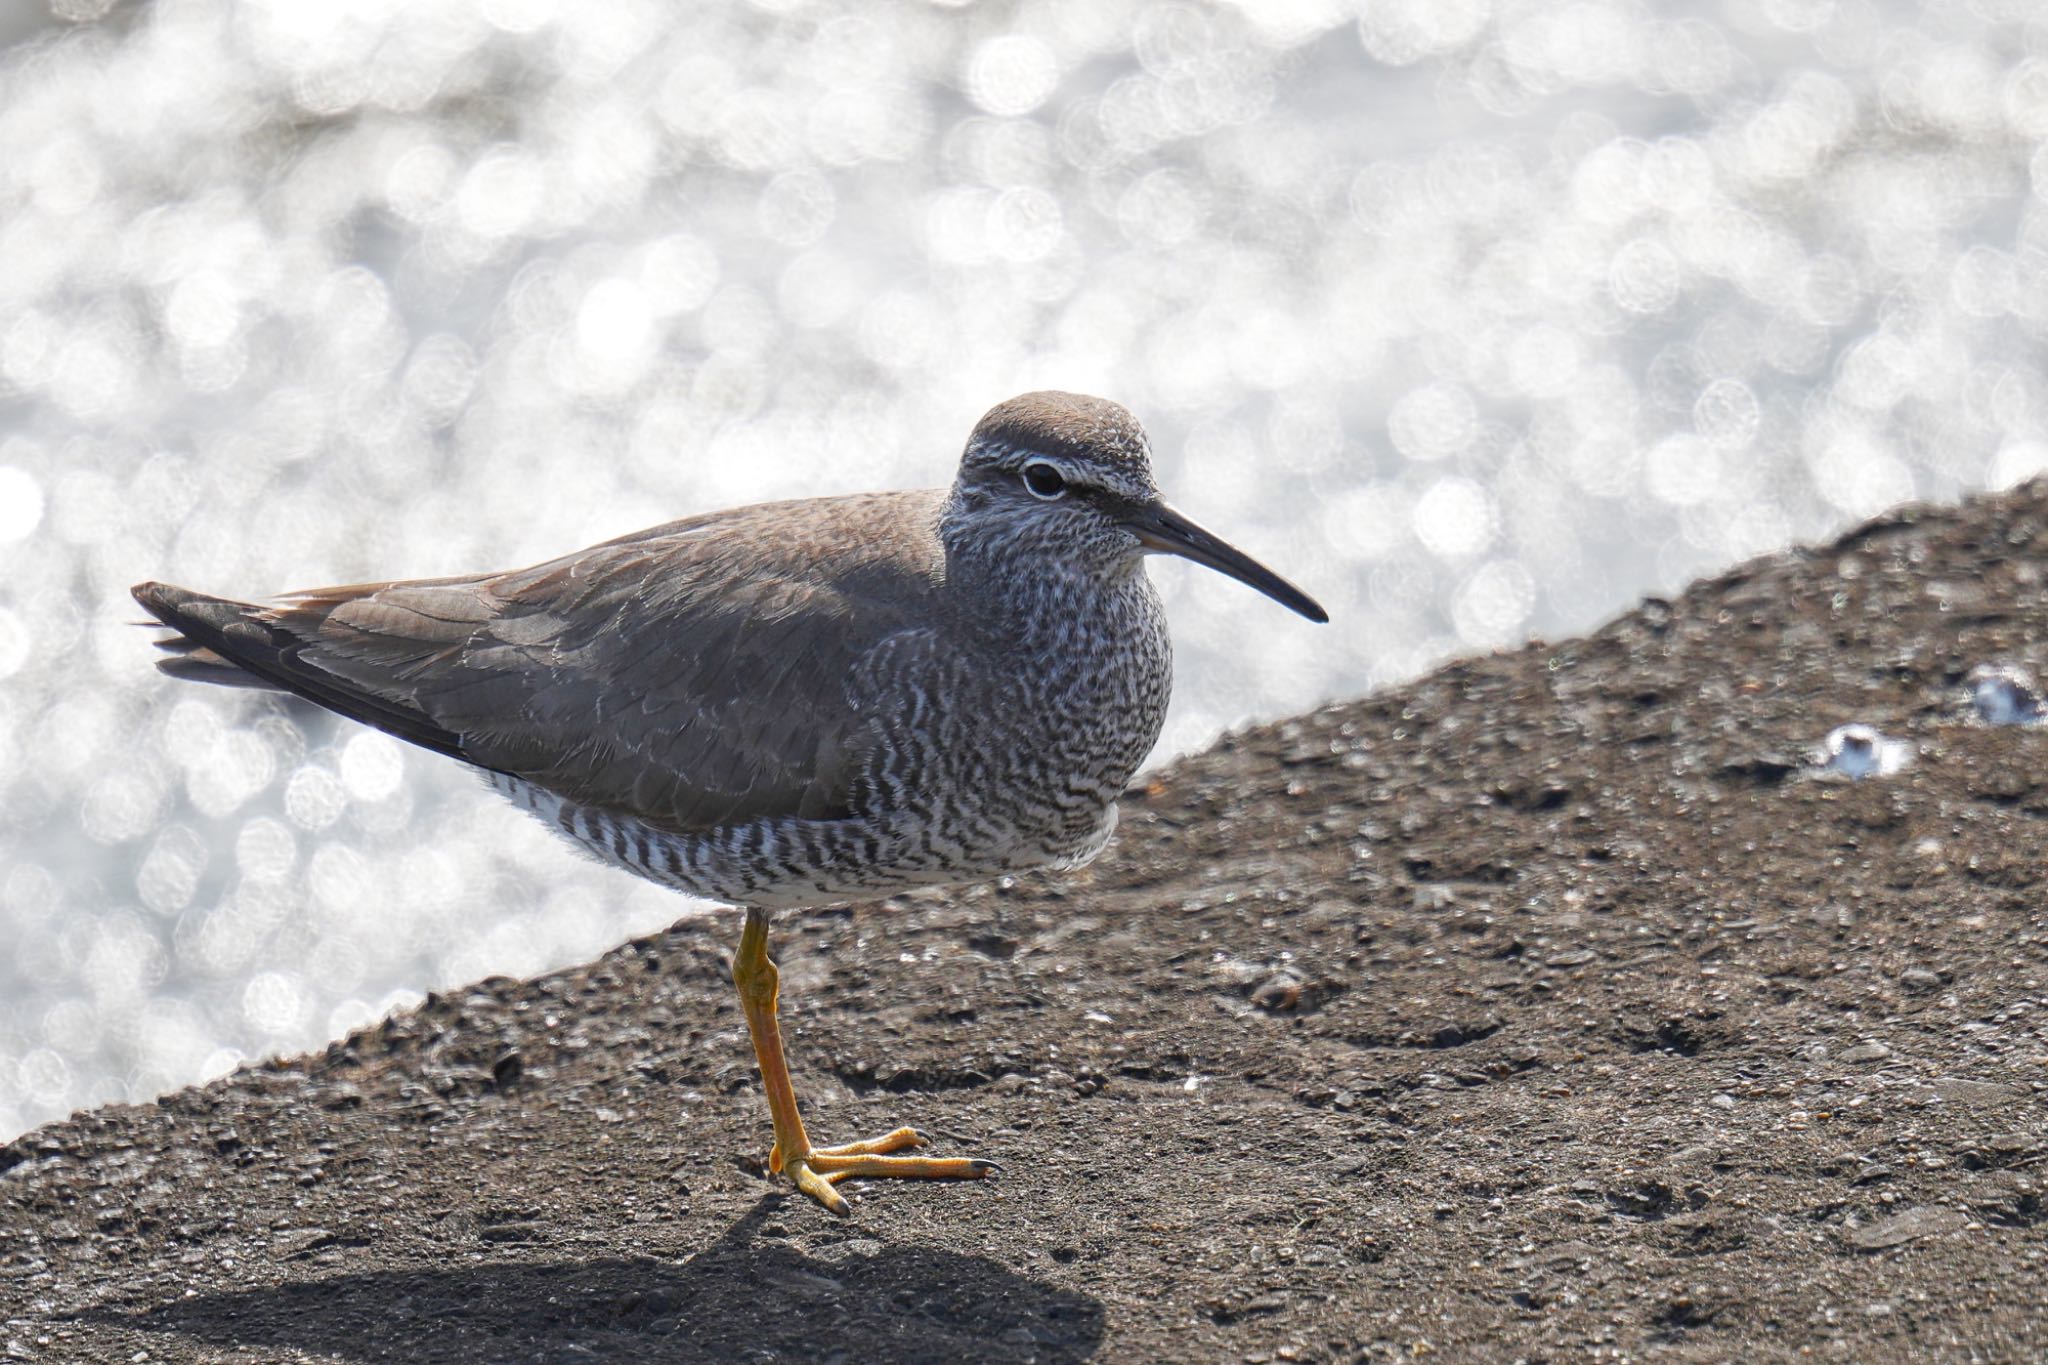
[1022,461,1067,500]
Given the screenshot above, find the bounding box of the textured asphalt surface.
[4,483,2048,1362]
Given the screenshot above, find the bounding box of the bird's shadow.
[83,1199,1105,1364]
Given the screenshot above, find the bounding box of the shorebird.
[133,391,1327,1214]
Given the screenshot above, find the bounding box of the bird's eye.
[1022,461,1067,500]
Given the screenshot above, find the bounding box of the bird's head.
[948,391,1327,623]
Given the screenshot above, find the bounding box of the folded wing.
[133,491,948,833]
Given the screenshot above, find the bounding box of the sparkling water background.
[5,0,2048,1141]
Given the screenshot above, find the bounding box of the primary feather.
[134,491,951,835]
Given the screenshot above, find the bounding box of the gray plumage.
[134,391,1323,909]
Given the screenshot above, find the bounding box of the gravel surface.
[5,482,2048,1362]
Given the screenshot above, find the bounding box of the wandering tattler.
[133,391,1327,1214]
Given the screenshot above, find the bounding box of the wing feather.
[134,490,950,833]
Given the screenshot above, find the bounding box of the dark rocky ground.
[6,483,2048,1364]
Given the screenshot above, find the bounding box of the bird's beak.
[1123,502,1329,623]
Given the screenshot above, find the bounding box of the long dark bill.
[1124,503,1329,623]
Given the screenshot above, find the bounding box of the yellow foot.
[767,1126,1000,1215]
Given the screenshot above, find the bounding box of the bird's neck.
[938,508,1155,648]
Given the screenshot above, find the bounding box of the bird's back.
[137,490,955,836]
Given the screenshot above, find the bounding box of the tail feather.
[130,581,473,762]
[151,634,282,689]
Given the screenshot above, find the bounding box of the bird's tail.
[133,583,290,690]
[130,581,470,761]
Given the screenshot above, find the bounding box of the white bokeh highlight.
[3,1,2048,1140]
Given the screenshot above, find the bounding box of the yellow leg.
[732,907,998,1214]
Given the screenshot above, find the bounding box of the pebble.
[1968,663,2041,725]
[1840,1042,1891,1064]
[1849,1205,1967,1251]
[1249,972,1306,1012]
[1932,1078,2017,1106]
[1412,884,1458,912]
[478,1220,545,1243]
[1816,724,1914,779]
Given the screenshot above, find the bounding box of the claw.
[734,909,997,1215]
[790,1160,852,1215]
